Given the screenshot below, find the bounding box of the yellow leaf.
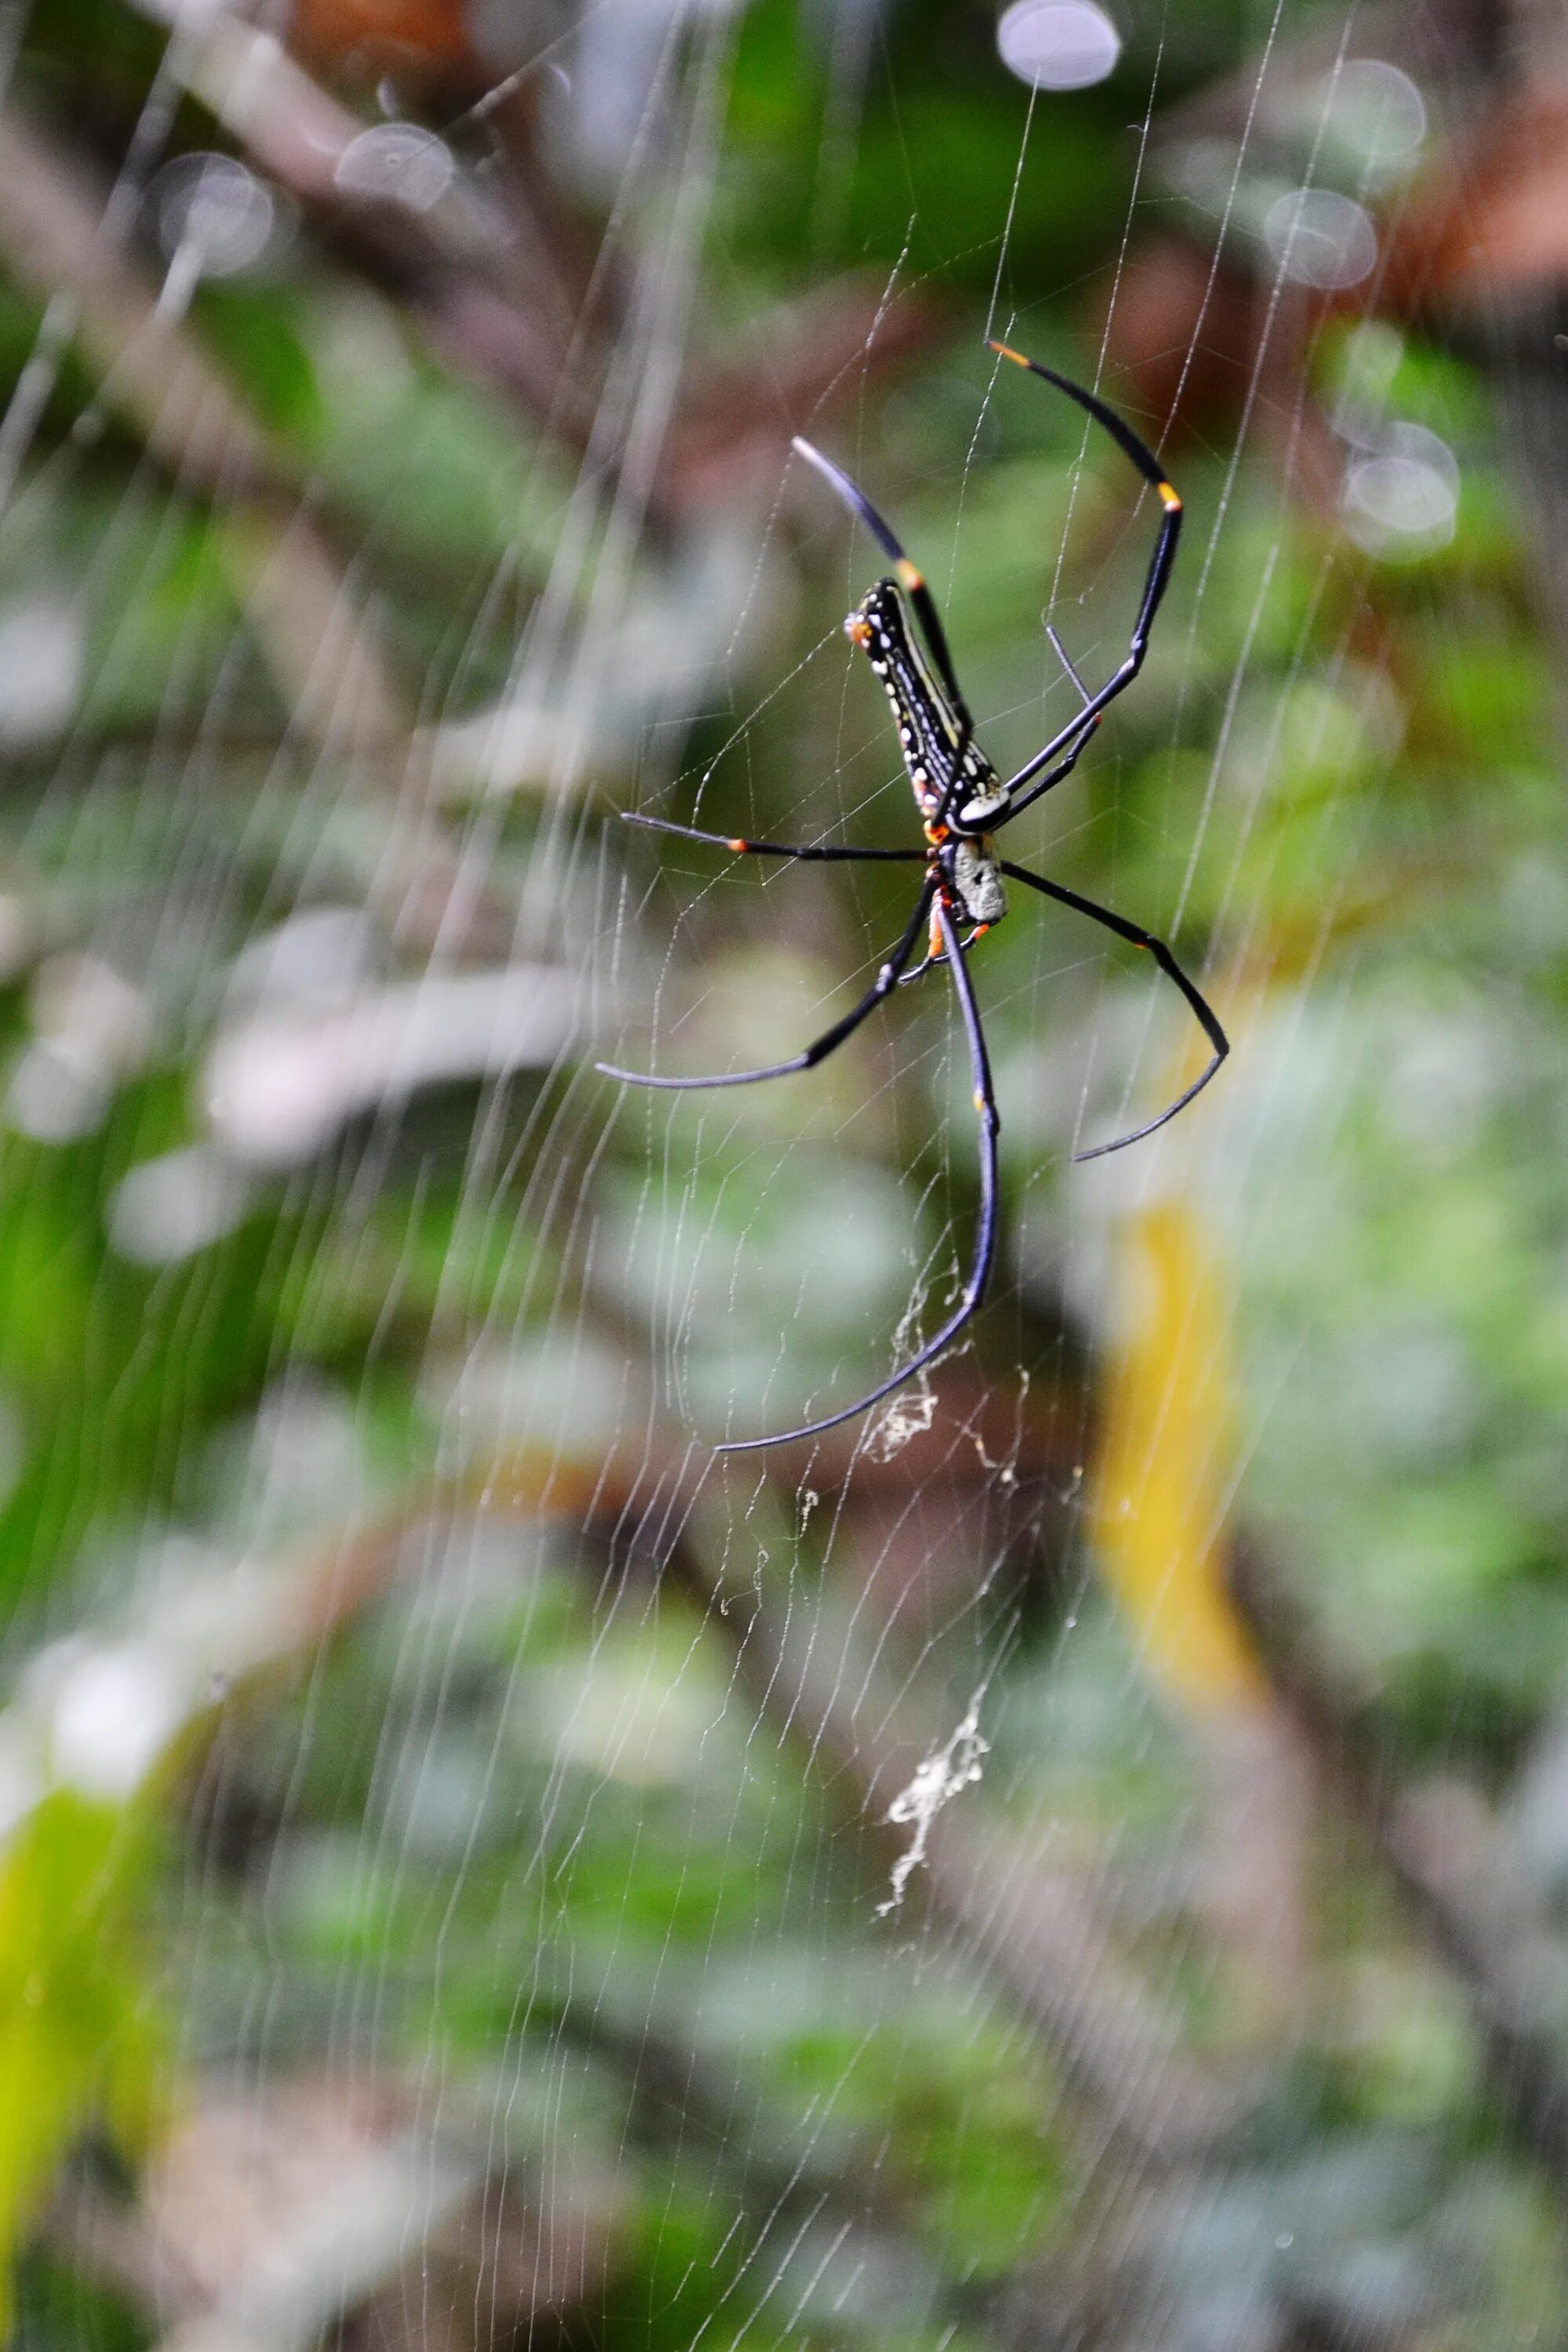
[1091,1198,1262,1713]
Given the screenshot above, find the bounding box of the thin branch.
[0,105,281,500]
[118,0,942,517]
[0,100,518,955]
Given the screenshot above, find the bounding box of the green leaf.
[0,1793,166,2328]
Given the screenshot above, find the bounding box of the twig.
[118,0,942,517]
[0,100,518,955]
[142,3,601,448]
[0,105,281,499]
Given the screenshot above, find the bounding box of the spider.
[599,340,1228,1454]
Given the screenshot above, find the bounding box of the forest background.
[2,0,1568,2347]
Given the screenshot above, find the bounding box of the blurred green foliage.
[1,0,1568,2347]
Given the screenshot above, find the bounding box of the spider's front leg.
[987,340,1184,792]
[620,811,922,864]
[981,711,1100,831]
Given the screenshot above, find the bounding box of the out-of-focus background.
[6,0,1568,2344]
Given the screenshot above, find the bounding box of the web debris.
[866,1258,940,1458]
[868,1373,936,1460]
[875,1689,991,1917]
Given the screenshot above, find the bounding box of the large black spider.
[599,341,1228,1454]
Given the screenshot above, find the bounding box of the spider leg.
[1047,622,1093,708]
[716,898,999,1454]
[930,626,1098,836]
[596,877,936,1094]
[898,920,986,984]
[990,713,1099,829]
[1000,859,1228,1158]
[960,615,1102,832]
[987,341,1182,800]
[622,811,923,863]
[793,435,974,742]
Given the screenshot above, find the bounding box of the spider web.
[1,2,1566,2350]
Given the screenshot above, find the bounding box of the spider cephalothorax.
[601,340,1228,1454]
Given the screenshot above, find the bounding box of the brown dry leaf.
[1385,82,1568,311]
[284,0,473,78]
[131,2074,618,2352]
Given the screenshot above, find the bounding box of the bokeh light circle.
[997,0,1121,92]
[335,125,458,213]
[1263,187,1377,289]
[1323,58,1428,180]
[153,154,276,277]
[1342,423,1459,557]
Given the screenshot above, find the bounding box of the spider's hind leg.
[596,879,937,1094]
[715,898,1000,1454]
[1000,858,1228,1156]
[898,918,989,985]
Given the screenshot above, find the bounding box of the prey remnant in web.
[877,1690,991,1916]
